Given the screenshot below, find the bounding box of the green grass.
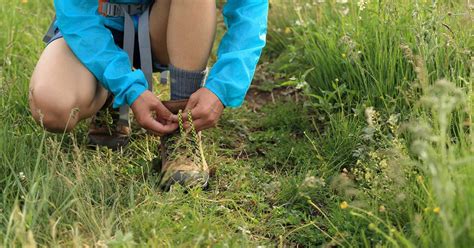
[1,0,473,247]
[266,0,473,246]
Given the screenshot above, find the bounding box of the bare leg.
[148,0,217,190]
[149,0,171,65]
[29,38,108,133]
[150,0,217,71]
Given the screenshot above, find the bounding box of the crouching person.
[29,0,268,190]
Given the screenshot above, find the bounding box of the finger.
[154,101,175,121]
[161,122,179,134]
[169,114,179,123]
[152,111,172,125]
[182,104,209,126]
[184,95,199,112]
[182,95,199,120]
[184,118,215,132]
[141,115,178,135]
[156,115,172,124]
[181,107,206,123]
[187,104,209,121]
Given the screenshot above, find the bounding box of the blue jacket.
[54,0,268,108]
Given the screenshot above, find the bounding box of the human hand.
[180,88,224,131]
[131,90,178,136]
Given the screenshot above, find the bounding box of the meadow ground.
[1,0,473,247]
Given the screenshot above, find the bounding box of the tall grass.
[0,0,472,246]
[0,0,267,246]
[267,0,473,246]
[269,0,470,112]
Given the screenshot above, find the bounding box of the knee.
[29,84,79,133]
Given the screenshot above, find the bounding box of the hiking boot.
[158,100,209,191]
[88,96,131,150]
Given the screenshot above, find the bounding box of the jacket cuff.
[205,82,245,108]
[113,83,147,108]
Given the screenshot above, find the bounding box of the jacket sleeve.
[204,0,268,108]
[54,0,148,108]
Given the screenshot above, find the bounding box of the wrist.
[203,86,225,108]
[126,84,148,107]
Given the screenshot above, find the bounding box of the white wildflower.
[387,114,400,127]
[301,176,326,189]
[296,81,309,90]
[340,7,350,16]
[358,0,369,11]
[365,107,377,127]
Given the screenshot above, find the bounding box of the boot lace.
[164,109,205,169]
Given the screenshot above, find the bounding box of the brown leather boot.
[87,96,131,150]
[158,100,209,191]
